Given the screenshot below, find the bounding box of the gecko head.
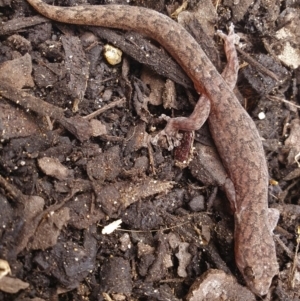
[234,209,279,296]
[235,251,279,296]
[241,264,277,296]
[234,231,279,295]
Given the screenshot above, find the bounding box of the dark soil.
[0,0,300,300]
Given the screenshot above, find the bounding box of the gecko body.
[25,0,279,295]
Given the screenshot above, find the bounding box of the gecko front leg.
[151,24,239,152]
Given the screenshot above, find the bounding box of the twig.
[268,95,300,109]
[0,174,27,206]
[289,226,300,289]
[83,97,126,120]
[0,80,92,141]
[237,46,280,82]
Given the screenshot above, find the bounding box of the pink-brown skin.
[25,0,279,295]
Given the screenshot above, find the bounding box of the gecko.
[24,0,279,295]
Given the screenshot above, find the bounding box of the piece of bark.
[0,15,49,35]
[90,27,193,89]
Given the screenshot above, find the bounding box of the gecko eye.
[244,266,255,281]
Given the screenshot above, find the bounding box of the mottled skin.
[25,0,279,295]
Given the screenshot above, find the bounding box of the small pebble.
[189,195,205,212]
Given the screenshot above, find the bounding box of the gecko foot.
[216,23,240,46]
[151,114,189,150]
[151,128,183,151]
